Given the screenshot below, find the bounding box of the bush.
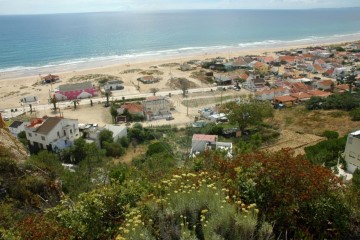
[321,130,339,139]
[304,136,347,168]
[118,136,129,148]
[146,141,172,157]
[350,108,360,121]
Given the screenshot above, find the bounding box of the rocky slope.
[0,115,28,162]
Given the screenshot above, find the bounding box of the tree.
[99,129,113,148]
[105,90,111,105]
[343,68,357,93]
[224,96,273,134]
[179,78,189,97]
[150,88,159,96]
[110,105,118,124]
[50,96,57,112]
[71,138,87,164]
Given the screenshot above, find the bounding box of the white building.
[8,120,28,137]
[344,130,360,173]
[104,80,124,91]
[84,124,128,147]
[191,134,232,157]
[103,124,127,141]
[25,116,79,154]
[20,95,39,106]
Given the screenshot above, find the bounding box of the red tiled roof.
[308,90,331,97]
[258,56,275,63]
[239,73,249,80]
[274,95,297,102]
[290,92,312,100]
[122,103,143,113]
[192,134,217,142]
[335,84,350,91]
[279,56,295,63]
[318,79,334,86]
[254,62,266,68]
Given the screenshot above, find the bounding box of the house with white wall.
[103,124,127,141]
[191,134,232,157]
[25,116,79,154]
[104,80,124,91]
[344,130,360,173]
[8,120,28,137]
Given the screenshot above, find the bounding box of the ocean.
[1,8,360,76]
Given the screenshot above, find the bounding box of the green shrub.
[321,130,339,139]
[350,108,360,121]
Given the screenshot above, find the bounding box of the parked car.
[166,116,174,121]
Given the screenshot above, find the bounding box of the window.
[57,131,60,137]
[41,136,45,141]
[64,130,66,136]
[28,132,32,137]
[70,129,73,134]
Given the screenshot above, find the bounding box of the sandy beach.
[0,39,359,126]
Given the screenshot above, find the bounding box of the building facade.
[55,82,97,100]
[25,117,79,154]
[344,130,360,173]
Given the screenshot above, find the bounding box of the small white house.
[8,120,28,137]
[191,134,232,157]
[103,124,127,141]
[20,95,39,106]
[104,80,124,91]
[344,130,360,173]
[25,116,79,154]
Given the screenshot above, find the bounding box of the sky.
[0,0,359,15]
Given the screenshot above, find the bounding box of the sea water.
[0,8,360,76]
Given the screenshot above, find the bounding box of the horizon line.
[1,6,359,16]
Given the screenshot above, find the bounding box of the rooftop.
[192,134,217,142]
[59,81,93,92]
[9,120,24,129]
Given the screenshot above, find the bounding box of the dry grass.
[272,106,358,136]
[262,105,358,155]
[113,144,148,165]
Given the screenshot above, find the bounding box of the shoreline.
[1,32,360,81]
[0,36,359,111]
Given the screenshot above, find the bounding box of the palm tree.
[50,96,57,112]
[343,68,357,93]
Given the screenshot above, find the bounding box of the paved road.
[1,87,218,119]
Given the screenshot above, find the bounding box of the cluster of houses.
[203,43,360,107]
[38,75,125,101]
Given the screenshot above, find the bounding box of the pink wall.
[58,88,97,100]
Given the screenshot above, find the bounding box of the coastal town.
[1,41,360,172]
[1,40,360,239]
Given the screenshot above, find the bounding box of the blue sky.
[0,0,359,15]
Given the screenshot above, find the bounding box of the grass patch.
[182,96,234,108]
[327,110,347,118]
[121,68,142,74]
[139,70,164,75]
[159,63,180,67]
